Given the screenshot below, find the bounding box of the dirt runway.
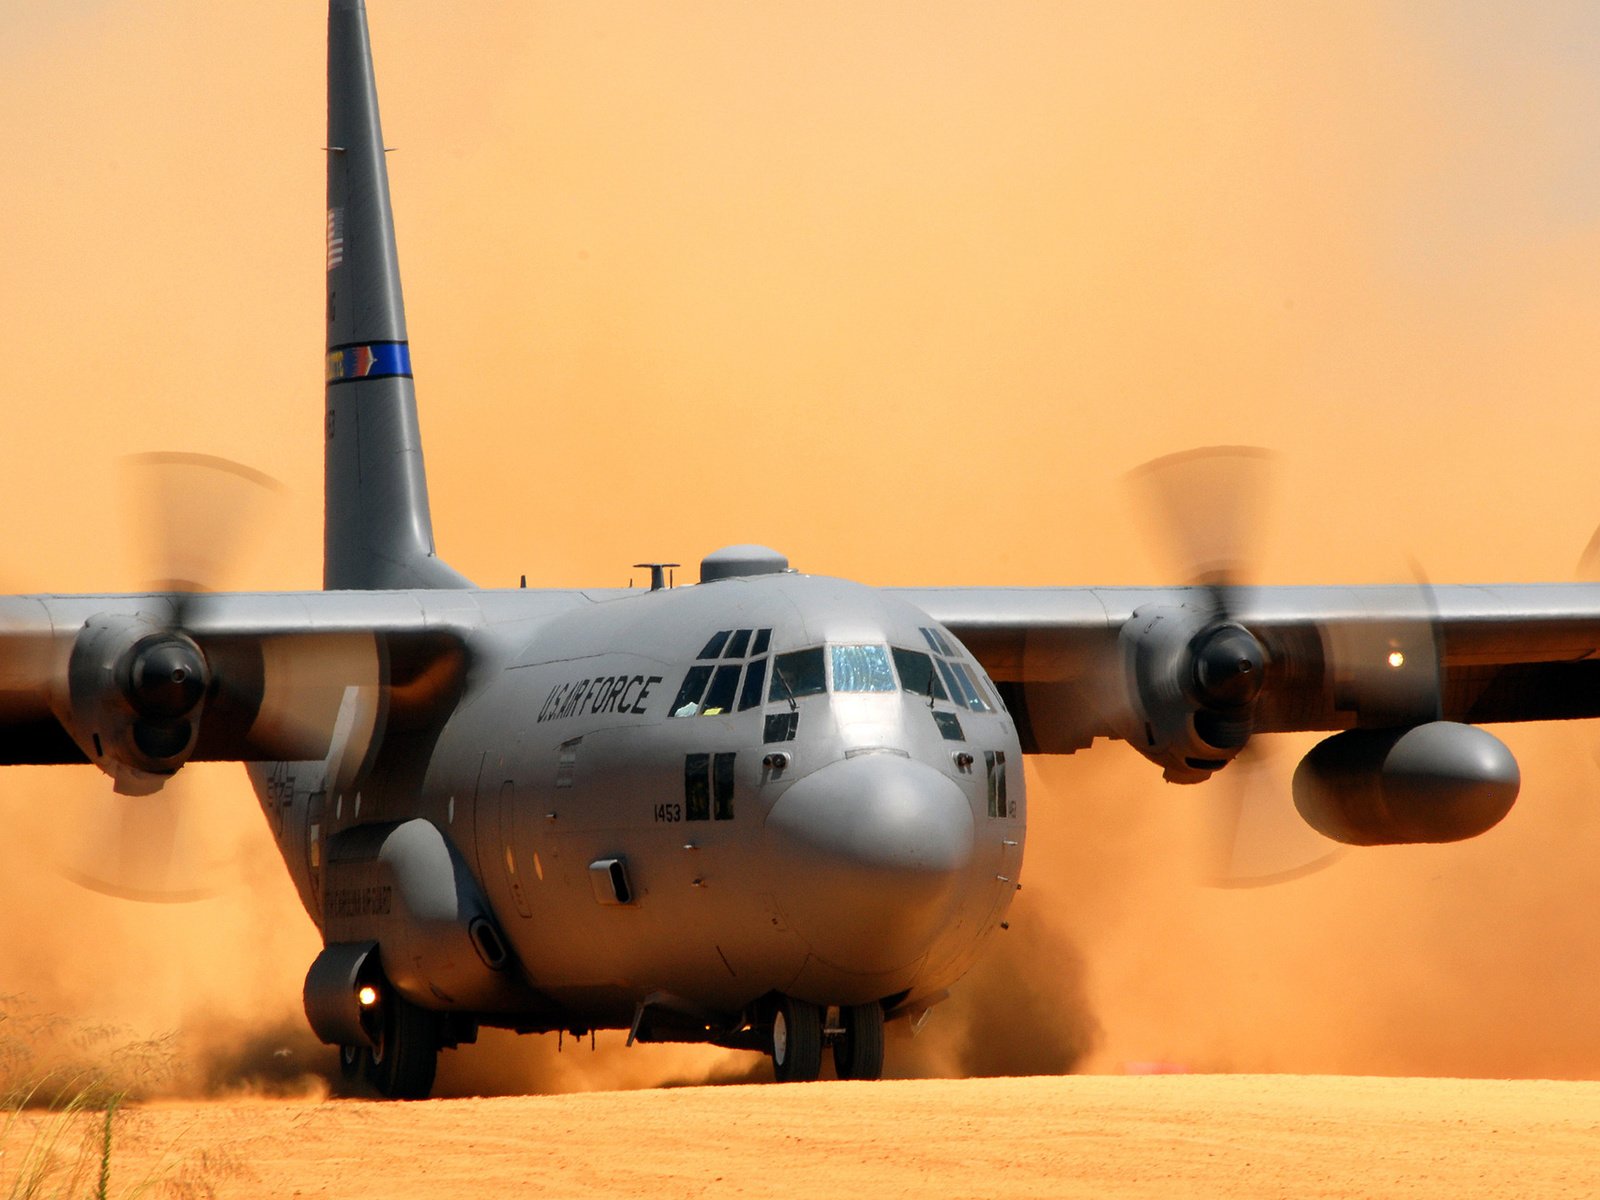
[12,1074,1595,1199]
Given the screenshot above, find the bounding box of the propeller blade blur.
[121,451,286,603]
[1125,445,1276,589]
[1194,743,1345,888]
[52,767,242,903]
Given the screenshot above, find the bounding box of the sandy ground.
[7,1074,1597,1199]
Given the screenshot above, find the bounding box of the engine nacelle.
[1119,604,1266,783]
[59,614,210,795]
[1292,722,1519,846]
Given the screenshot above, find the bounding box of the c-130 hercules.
[4,0,1597,1099]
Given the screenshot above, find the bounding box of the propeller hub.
[1191,624,1266,709]
[124,635,208,720]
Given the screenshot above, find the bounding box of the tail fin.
[324,0,469,590]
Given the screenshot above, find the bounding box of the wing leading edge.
[895,582,1600,755]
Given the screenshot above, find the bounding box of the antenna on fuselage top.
[633,563,680,592]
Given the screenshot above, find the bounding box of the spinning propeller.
[53,452,288,902]
[1125,446,1343,886]
[1124,445,1274,766]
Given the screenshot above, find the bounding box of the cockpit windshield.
[830,644,896,692]
[664,633,997,713]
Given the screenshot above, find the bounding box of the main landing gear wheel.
[362,992,441,1100]
[770,995,823,1083]
[831,1003,885,1081]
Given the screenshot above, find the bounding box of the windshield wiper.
[775,667,799,713]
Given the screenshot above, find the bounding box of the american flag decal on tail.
[326,341,412,383]
[326,207,345,271]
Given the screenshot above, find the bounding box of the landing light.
[357,985,379,1008]
[1387,650,1406,669]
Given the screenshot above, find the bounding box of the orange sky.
[1,2,1599,1089]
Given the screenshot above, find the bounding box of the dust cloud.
[2,2,1600,1099]
[11,732,1598,1099]
[1002,738,1600,1079]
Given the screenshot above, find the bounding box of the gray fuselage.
[251,570,1024,1033]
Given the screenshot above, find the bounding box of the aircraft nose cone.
[765,754,975,974]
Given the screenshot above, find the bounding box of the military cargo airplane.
[2,0,1597,1099]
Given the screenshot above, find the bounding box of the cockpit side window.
[934,658,967,707]
[770,647,826,702]
[672,628,774,717]
[671,665,715,717]
[738,658,768,711]
[919,626,994,713]
[700,664,741,716]
[891,647,947,701]
[831,644,896,692]
[952,662,994,713]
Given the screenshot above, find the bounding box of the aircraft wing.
[0,589,516,788]
[894,583,1600,756]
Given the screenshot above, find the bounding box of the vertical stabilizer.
[324,0,469,590]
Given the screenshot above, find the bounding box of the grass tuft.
[0,997,189,1199]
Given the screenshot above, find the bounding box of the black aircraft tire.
[770,996,823,1083]
[832,1003,885,1081]
[363,995,441,1100]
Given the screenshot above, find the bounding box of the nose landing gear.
[766,995,886,1082]
[831,1002,885,1081]
[770,995,823,1082]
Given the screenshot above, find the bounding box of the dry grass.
[0,999,194,1200]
